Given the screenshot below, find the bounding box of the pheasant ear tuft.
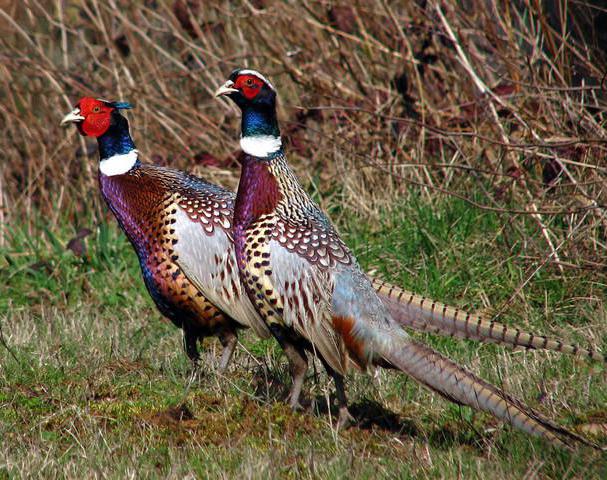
[108,101,134,110]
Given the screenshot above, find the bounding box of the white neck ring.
[240,135,282,157]
[99,149,139,176]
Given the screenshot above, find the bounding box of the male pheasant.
[215,68,600,448]
[61,97,271,370]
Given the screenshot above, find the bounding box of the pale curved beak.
[60,108,85,127]
[214,80,238,97]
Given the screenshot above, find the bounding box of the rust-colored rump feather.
[332,315,366,368]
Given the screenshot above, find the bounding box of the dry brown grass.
[1,0,606,271]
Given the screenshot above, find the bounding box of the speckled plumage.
[62,99,272,368]
[233,153,370,374]
[99,163,252,361]
[234,152,409,375]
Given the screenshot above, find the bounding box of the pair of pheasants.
[61,69,604,449]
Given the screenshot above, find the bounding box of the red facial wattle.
[234,75,264,100]
[81,113,111,137]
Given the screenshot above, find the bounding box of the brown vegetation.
[1,0,606,273]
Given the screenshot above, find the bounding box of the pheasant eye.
[93,106,101,113]
[245,78,254,87]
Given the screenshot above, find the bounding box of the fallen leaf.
[67,228,93,257]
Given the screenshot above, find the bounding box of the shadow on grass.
[247,364,493,450]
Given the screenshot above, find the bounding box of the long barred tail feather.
[373,278,605,363]
[381,340,600,449]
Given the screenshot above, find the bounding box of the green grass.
[1,198,606,479]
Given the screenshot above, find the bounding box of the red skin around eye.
[234,75,264,100]
[76,97,114,137]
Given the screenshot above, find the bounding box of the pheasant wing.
[173,206,271,339]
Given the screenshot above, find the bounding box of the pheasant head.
[215,69,282,158]
[61,97,138,176]
[61,97,133,137]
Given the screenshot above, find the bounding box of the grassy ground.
[1,197,606,479]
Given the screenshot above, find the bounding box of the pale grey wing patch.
[332,265,409,360]
[172,208,270,339]
[269,240,346,374]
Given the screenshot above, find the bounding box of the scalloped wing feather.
[173,208,271,339]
